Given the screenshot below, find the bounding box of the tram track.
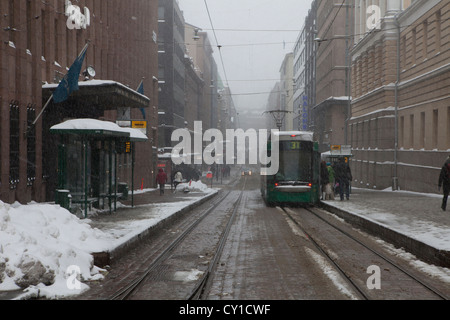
[188,179,246,300]
[108,177,246,300]
[281,206,449,300]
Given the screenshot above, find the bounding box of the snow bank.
[175,180,212,193]
[0,201,109,299]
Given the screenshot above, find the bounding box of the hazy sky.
[180,0,313,114]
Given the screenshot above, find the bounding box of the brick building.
[350,0,450,192]
[0,0,159,204]
[313,0,353,152]
[157,0,186,150]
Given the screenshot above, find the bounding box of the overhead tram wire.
[203,0,230,88]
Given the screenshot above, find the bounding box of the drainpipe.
[393,13,401,191]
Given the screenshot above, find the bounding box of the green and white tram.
[261,131,320,206]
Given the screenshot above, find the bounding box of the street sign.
[132,121,147,129]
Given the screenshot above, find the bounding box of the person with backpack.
[438,155,450,211]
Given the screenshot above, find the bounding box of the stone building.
[350,0,450,192]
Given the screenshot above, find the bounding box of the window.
[10,101,20,188]
[400,116,405,148]
[8,1,15,43]
[27,105,36,186]
[432,109,438,149]
[419,112,425,148]
[411,27,417,65]
[422,21,428,60]
[26,0,32,51]
[436,10,441,53]
[409,114,414,148]
[447,107,450,147]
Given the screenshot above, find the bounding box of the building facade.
[350,0,450,192]
[184,26,218,132]
[279,53,294,131]
[0,0,159,204]
[293,0,318,132]
[293,26,307,131]
[157,0,186,150]
[313,0,353,152]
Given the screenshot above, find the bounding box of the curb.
[321,201,450,268]
[92,191,219,267]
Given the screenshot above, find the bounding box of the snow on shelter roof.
[50,118,148,141]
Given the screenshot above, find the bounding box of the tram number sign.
[281,141,302,150]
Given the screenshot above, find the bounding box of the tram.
[261,131,320,207]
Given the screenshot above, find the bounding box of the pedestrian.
[326,162,335,200]
[334,157,352,201]
[173,171,183,190]
[438,155,450,211]
[320,161,329,200]
[156,168,167,195]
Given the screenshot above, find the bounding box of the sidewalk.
[87,183,219,267]
[321,188,450,267]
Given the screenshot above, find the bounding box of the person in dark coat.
[334,157,352,201]
[438,156,450,211]
[156,168,168,195]
[320,161,329,200]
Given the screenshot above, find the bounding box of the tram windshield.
[275,141,313,183]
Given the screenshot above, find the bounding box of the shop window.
[9,101,20,188]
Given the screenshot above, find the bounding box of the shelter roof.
[50,118,148,141]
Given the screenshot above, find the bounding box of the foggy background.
[180,0,313,129]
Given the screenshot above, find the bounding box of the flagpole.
[25,42,90,138]
[32,94,53,127]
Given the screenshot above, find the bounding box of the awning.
[50,118,148,141]
[42,79,150,110]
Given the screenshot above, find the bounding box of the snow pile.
[175,180,212,193]
[0,201,109,299]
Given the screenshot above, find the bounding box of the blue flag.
[53,44,88,103]
[137,79,146,119]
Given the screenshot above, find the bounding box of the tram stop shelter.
[50,118,148,218]
[321,145,353,164]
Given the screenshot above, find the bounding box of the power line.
[203,0,230,87]
[318,0,347,41]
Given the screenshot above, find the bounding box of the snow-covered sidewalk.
[323,188,450,252]
[0,181,216,299]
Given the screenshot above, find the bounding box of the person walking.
[320,161,329,200]
[334,157,352,201]
[156,168,168,196]
[173,171,183,191]
[438,156,450,211]
[326,162,335,200]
